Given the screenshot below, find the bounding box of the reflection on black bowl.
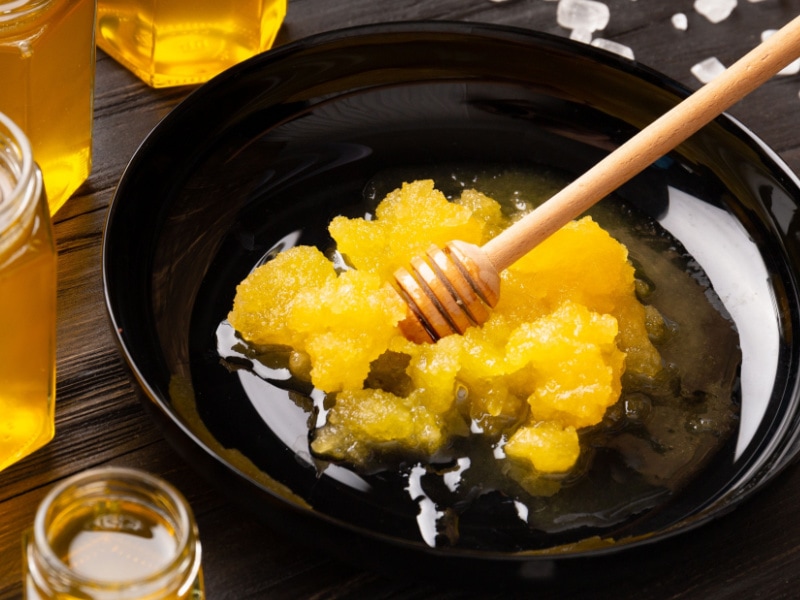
[103,22,800,584]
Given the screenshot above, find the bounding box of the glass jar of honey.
[24,467,205,600]
[0,0,97,216]
[96,0,287,88]
[0,110,56,473]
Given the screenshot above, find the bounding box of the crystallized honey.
[228,179,663,486]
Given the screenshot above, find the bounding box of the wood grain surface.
[3,1,800,598]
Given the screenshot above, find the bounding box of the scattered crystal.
[691,57,727,83]
[591,38,635,59]
[672,13,689,30]
[570,28,594,43]
[557,0,611,33]
[762,29,800,75]
[694,0,737,24]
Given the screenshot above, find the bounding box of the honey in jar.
[96,0,288,88]
[0,111,56,473]
[24,467,205,600]
[0,0,97,216]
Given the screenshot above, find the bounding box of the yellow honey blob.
[311,388,444,464]
[330,179,486,282]
[228,180,663,489]
[505,421,580,474]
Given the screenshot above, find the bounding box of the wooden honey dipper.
[395,15,800,344]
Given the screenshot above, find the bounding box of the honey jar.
[96,0,287,88]
[0,0,97,215]
[0,110,56,473]
[24,467,205,599]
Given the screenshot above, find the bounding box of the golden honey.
[228,179,662,486]
[219,170,741,544]
[0,0,96,216]
[24,467,204,600]
[96,0,287,88]
[0,112,56,473]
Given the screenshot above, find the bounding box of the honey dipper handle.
[482,14,800,273]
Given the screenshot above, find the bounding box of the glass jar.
[0,110,56,473]
[0,0,97,216]
[96,0,287,88]
[24,467,205,600]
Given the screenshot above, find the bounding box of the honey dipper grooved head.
[395,241,501,344]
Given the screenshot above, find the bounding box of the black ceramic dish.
[103,22,800,584]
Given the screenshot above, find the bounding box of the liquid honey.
[96,0,287,88]
[25,468,204,600]
[48,500,180,583]
[0,121,56,473]
[0,0,96,216]
[0,251,56,471]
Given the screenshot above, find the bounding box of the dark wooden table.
[3,0,800,598]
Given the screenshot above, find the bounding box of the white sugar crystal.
[557,0,611,33]
[762,29,800,75]
[514,501,529,523]
[691,56,726,83]
[672,13,688,30]
[591,38,635,59]
[694,0,737,24]
[570,27,594,43]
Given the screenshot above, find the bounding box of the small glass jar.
[0,110,56,473]
[96,0,287,88]
[0,0,97,215]
[23,467,205,600]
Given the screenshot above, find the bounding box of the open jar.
[0,110,56,473]
[24,467,204,600]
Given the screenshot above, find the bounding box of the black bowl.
[103,22,800,584]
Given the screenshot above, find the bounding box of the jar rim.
[0,111,34,230]
[0,0,52,22]
[32,466,200,592]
